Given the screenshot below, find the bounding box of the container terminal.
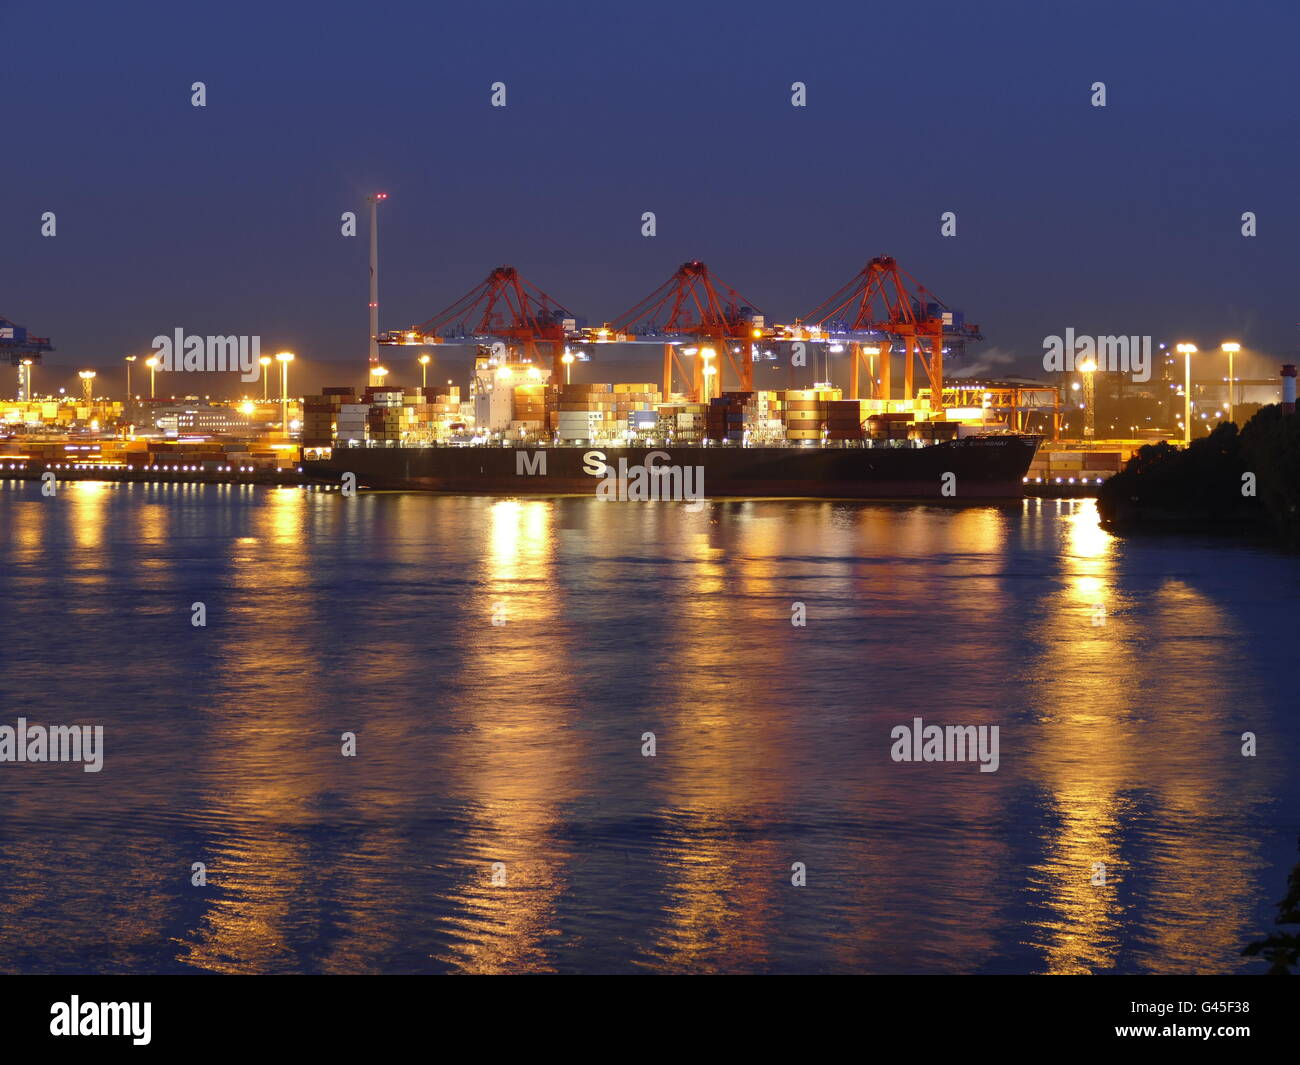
[3,226,1286,496]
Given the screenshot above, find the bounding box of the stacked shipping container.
[301,388,356,446]
[1026,448,1126,483]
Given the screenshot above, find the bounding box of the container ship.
[300,354,1039,500]
[306,436,1036,499]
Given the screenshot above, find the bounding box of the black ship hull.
[305,436,1040,500]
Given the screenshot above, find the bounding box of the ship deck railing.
[328,437,948,451]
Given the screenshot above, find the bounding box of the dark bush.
[1098,406,1299,544]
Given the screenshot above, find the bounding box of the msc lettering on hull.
[584,450,705,509]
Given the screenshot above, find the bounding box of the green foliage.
[1243,836,1300,974]
[1238,403,1300,539]
[1098,405,1300,542]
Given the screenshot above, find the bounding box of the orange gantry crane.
[799,256,982,411]
[381,266,575,382]
[608,261,766,401]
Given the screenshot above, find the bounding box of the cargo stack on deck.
[301,387,356,447]
[707,393,750,443]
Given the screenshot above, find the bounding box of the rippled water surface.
[0,480,1295,973]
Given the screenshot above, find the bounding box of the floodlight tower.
[367,192,388,381]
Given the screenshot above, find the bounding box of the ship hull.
[305,436,1040,500]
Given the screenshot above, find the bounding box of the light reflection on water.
[0,481,1294,973]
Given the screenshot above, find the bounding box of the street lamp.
[561,350,575,385]
[19,359,33,401]
[145,356,159,399]
[1221,342,1240,424]
[1175,343,1197,444]
[124,355,136,404]
[259,355,272,401]
[826,342,843,383]
[418,353,431,388]
[275,351,295,433]
[700,347,717,401]
[365,192,387,377]
[702,362,718,402]
[78,370,96,403]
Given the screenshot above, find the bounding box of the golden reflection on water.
[640,505,788,971]
[827,504,1015,972]
[1026,501,1144,973]
[1025,500,1271,974]
[174,487,327,973]
[0,486,1284,973]
[5,481,46,574]
[68,480,108,552]
[435,499,580,973]
[128,485,175,591]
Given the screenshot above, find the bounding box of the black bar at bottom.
[0,973,1289,1053]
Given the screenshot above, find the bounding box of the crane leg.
[880,344,891,409]
[929,336,944,414]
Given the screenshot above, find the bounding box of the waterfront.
[0,481,1295,973]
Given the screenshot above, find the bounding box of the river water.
[0,480,1295,973]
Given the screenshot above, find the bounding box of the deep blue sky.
[4,0,1299,393]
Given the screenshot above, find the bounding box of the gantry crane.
[380,266,577,383]
[798,257,982,412]
[1,316,54,400]
[605,261,766,400]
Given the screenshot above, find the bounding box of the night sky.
[4,0,1298,394]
